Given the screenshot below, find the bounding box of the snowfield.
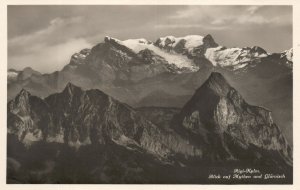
[104,35,288,71]
[116,37,199,71]
[205,46,268,70]
[157,35,204,52]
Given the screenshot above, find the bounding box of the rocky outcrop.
[104,36,138,58]
[154,34,219,58]
[187,34,219,58]
[176,72,292,164]
[7,89,51,145]
[62,48,91,71]
[271,48,293,68]
[8,75,292,164]
[7,73,293,183]
[203,34,219,48]
[8,83,201,158]
[249,46,268,55]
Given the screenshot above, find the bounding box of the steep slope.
[7,35,292,102]
[7,74,292,184]
[176,72,292,166]
[154,34,268,70]
[8,83,200,157]
[204,46,268,70]
[110,36,199,71]
[7,34,293,146]
[223,57,293,145]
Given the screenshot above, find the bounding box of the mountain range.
[7,34,293,183]
[8,72,292,183]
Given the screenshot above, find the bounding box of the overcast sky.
[8,5,292,73]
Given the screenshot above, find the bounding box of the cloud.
[8,16,92,73]
[9,16,84,49]
[169,6,290,27]
[8,5,292,72]
[235,6,269,24]
[154,24,228,31]
[236,15,269,24]
[8,16,93,73]
[9,38,92,73]
[169,6,200,19]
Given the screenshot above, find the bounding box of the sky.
[8,5,292,73]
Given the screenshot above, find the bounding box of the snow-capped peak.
[104,36,199,71]
[282,48,293,62]
[155,35,204,52]
[121,38,152,52]
[103,35,282,71]
[204,46,268,70]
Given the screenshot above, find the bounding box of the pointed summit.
[177,72,292,165]
[201,72,231,96]
[19,88,31,97]
[250,46,267,55]
[62,82,83,96]
[64,82,81,90]
[8,88,32,115]
[180,72,233,121]
[207,72,226,82]
[203,34,218,48]
[14,88,31,102]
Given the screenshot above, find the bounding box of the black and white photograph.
[4,2,297,186]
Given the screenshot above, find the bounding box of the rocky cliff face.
[8,83,201,158]
[176,72,292,165]
[7,72,292,183]
[7,33,293,152]
[7,89,51,145]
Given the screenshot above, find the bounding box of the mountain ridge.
[7,72,292,183]
[7,34,293,147]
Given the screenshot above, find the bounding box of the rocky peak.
[22,67,41,76]
[250,46,267,55]
[19,88,31,97]
[62,82,83,96]
[137,48,156,63]
[9,83,202,159]
[186,34,218,58]
[79,48,91,55]
[138,48,154,56]
[23,67,34,72]
[17,67,41,81]
[177,72,292,164]
[8,89,32,116]
[13,89,31,105]
[200,72,231,96]
[284,48,293,60]
[69,48,91,65]
[103,36,137,58]
[203,34,218,48]
[281,48,293,65]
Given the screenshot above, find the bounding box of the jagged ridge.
[8,83,201,158]
[7,72,293,183]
